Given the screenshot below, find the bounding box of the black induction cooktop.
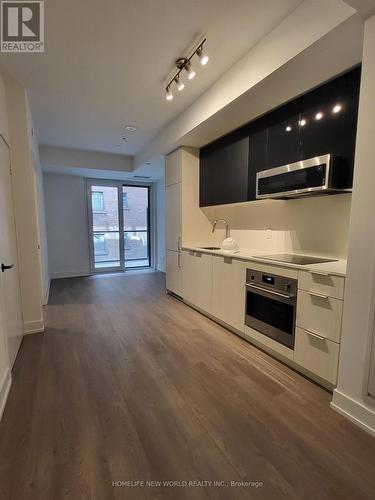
[254,254,338,265]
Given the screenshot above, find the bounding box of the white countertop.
[182,246,347,277]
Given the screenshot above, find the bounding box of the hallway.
[0,272,374,500]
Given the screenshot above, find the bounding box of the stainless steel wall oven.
[245,269,298,349]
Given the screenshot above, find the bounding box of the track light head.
[185,61,196,80]
[166,86,173,101]
[197,47,209,66]
[174,76,185,92]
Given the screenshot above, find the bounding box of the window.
[93,234,107,255]
[92,191,104,212]
[123,192,129,209]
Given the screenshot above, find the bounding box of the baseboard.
[50,271,91,279]
[0,368,11,421]
[24,318,45,335]
[331,389,375,436]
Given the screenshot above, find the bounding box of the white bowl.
[221,237,239,253]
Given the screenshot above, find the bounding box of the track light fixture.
[165,38,208,102]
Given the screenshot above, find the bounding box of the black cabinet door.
[199,140,228,207]
[300,67,361,188]
[247,119,268,201]
[266,100,301,169]
[225,133,249,204]
[199,134,249,207]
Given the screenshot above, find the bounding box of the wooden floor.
[0,271,374,500]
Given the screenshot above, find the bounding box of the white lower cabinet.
[298,270,345,299]
[296,290,343,343]
[212,256,246,332]
[195,253,213,313]
[294,327,340,385]
[166,250,183,297]
[182,250,196,304]
[182,251,246,331]
[182,251,213,314]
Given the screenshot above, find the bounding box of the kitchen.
[166,64,374,404]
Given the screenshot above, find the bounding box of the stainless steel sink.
[198,246,221,250]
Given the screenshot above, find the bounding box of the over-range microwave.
[256,154,351,199]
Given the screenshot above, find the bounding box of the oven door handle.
[246,283,295,300]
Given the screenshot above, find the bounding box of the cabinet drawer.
[296,290,343,343]
[294,327,340,385]
[298,270,345,299]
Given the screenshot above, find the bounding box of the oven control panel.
[246,269,297,295]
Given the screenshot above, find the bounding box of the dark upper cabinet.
[199,133,249,207]
[266,100,301,169]
[247,118,268,201]
[199,66,360,206]
[300,67,361,188]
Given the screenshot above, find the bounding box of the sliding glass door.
[88,181,151,272]
[123,185,150,268]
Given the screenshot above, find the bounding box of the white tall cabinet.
[166,150,183,296]
[165,147,212,297]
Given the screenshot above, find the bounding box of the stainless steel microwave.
[256,154,350,199]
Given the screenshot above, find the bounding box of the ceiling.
[0,0,303,156]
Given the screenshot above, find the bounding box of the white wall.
[27,103,50,304]
[0,71,12,419]
[155,179,166,272]
[40,145,133,173]
[332,14,375,435]
[201,194,351,259]
[4,76,45,334]
[34,165,50,303]
[43,173,90,279]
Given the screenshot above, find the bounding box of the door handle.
[246,283,294,299]
[1,264,14,272]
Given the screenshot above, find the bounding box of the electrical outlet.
[266,228,272,239]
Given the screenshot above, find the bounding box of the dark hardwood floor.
[0,271,374,499]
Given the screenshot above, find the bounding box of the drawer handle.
[308,291,328,299]
[310,270,330,276]
[305,329,326,341]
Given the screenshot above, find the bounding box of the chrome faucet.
[212,219,230,239]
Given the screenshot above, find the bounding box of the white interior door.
[0,137,23,367]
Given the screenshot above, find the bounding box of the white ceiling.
[0,0,303,156]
